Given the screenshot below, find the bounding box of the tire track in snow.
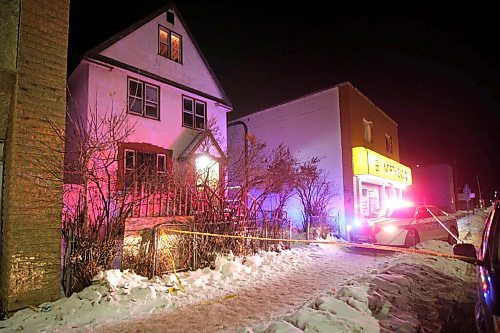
[85,247,395,333]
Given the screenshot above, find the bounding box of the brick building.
[0,0,70,312]
[228,82,412,236]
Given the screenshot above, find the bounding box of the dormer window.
[158,26,182,63]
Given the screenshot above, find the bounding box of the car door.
[427,206,447,240]
[476,202,500,333]
[414,206,433,241]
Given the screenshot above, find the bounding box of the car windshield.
[387,206,416,219]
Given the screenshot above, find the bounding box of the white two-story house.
[66,3,232,228]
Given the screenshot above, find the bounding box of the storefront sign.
[352,147,412,186]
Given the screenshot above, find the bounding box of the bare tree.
[296,157,336,236]
[59,99,139,294]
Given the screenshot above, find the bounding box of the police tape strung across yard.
[165,229,478,265]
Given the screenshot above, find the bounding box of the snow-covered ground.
[0,212,485,333]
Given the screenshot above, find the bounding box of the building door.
[361,184,381,217]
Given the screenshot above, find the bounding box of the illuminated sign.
[352,147,412,186]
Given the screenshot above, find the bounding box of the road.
[81,244,476,333]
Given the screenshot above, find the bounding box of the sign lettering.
[352,147,413,186]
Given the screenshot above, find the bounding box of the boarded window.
[385,134,393,153]
[363,118,373,143]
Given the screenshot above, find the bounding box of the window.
[416,207,432,219]
[158,26,182,63]
[182,96,206,130]
[389,206,415,219]
[124,150,167,189]
[166,10,175,24]
[363,118,373,143]
[385,134,393,153]
[128,78,159,119]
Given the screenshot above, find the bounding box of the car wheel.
[404,229,420,247]
[448,226,459,245]
[475,301,487,333]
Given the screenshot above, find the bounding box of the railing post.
[192,220,197,270]
[64,227,74,297]
[151,225,158,279]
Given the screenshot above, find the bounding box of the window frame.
[385,133,393,153]
[363,118,374,143]
[182,95,206,130]
[123,150,169,189]
[157,154,167,175]
[127,77,160,120]
[158,25,183,64]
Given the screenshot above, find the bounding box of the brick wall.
[0,0,69,312]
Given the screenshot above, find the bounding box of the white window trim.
[182,96,206,130]
[127,78,160,120]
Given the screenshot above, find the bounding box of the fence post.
[306,216,311,240]
[64,227,74,297]
[192,220,197,270]
[151,226,158,279]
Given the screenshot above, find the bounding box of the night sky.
[68,0,500,201]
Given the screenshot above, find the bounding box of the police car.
[347,202,459,247]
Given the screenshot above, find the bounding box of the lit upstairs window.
[363,118,373,143]
[385,134,393,153]
[159,26,182,63]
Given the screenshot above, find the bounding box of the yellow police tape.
[164,229,477,265]
[160,230,185,294]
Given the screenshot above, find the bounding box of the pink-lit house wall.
[66,5,232,224]
[228,87,346,228]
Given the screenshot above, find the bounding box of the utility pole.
[476,174,483,210]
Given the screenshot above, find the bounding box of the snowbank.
[0,214,484,333]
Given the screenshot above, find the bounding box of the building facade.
[228,82,412,236]
[406,163,456,212]
[66,4,232,226]
[0,0,70,312]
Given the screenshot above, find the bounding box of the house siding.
[78,61,227,159]
[100,9,224,100]
[0,0,69,312]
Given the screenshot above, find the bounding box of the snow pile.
[0,249,316,333]
[239,217,481,333]
[458,213,486,246]
[0,213,483,333]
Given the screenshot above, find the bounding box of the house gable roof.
[80,2,232,109]
[178,130,226,163]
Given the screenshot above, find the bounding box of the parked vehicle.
[453,200,500,333]
[347,202,459,247]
